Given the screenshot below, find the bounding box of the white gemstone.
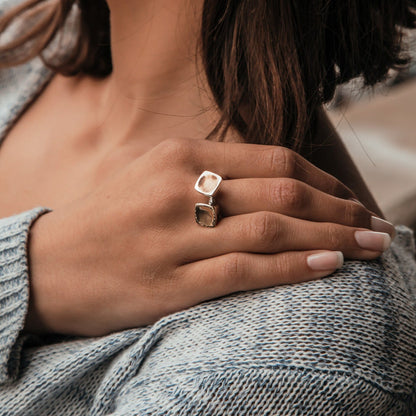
[194,171,222,197]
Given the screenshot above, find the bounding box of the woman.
[0,0,414,414]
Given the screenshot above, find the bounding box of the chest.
[0,95,139,219]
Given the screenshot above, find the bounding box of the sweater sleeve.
[111,366,414,415]
[108,227,416,416]
[0,207,50,384]
[187,368,414,415]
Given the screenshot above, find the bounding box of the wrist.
[25,210,65,334]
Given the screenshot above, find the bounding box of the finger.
[177,250,343,305]
[183,212,390,262]
[188,140,356,200]
[218,178,373,228]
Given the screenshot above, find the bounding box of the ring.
[194,170,223,227]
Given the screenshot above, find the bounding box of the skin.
[0,0,394,336]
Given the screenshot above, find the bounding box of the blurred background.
[327,34,416,234]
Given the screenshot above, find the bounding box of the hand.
[26,138,394,336]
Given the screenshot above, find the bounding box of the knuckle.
[269,147,297,178]
[223,253,247,287]
[272,253,291,280]
[272,179,305,211]
[344,202,367,226]
[325,225,344,249]
[157,138,195,167]
[250,212,280,246]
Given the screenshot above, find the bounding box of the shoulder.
[0,0,52,142]
[118,227,416,415]
[0,0,17,14]
[0,61,51,141]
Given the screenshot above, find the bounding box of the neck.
[108,0,201,99]
[87,0,222,148]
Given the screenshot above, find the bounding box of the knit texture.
[0,208,50,384]
[0,1,416,414]
[0,230,415,415]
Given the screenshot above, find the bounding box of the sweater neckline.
[0,60,53,146]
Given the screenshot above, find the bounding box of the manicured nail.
[307,251,344,271]
[371,216,395,238]
[355,231,391,251]
[349,198,365,207]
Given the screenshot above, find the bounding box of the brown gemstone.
[195,204,217,227]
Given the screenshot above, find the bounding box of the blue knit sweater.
[1,6,416,415]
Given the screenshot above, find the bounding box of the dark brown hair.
[0,0,415,149]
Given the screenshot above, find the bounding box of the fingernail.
[307,251,344,271]
[349,198,365,207]
[371,216,396,238]
[355,230,391,251]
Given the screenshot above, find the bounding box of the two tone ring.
[194,170,223,227]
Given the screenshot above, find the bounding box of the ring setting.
[194,171,223,227]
